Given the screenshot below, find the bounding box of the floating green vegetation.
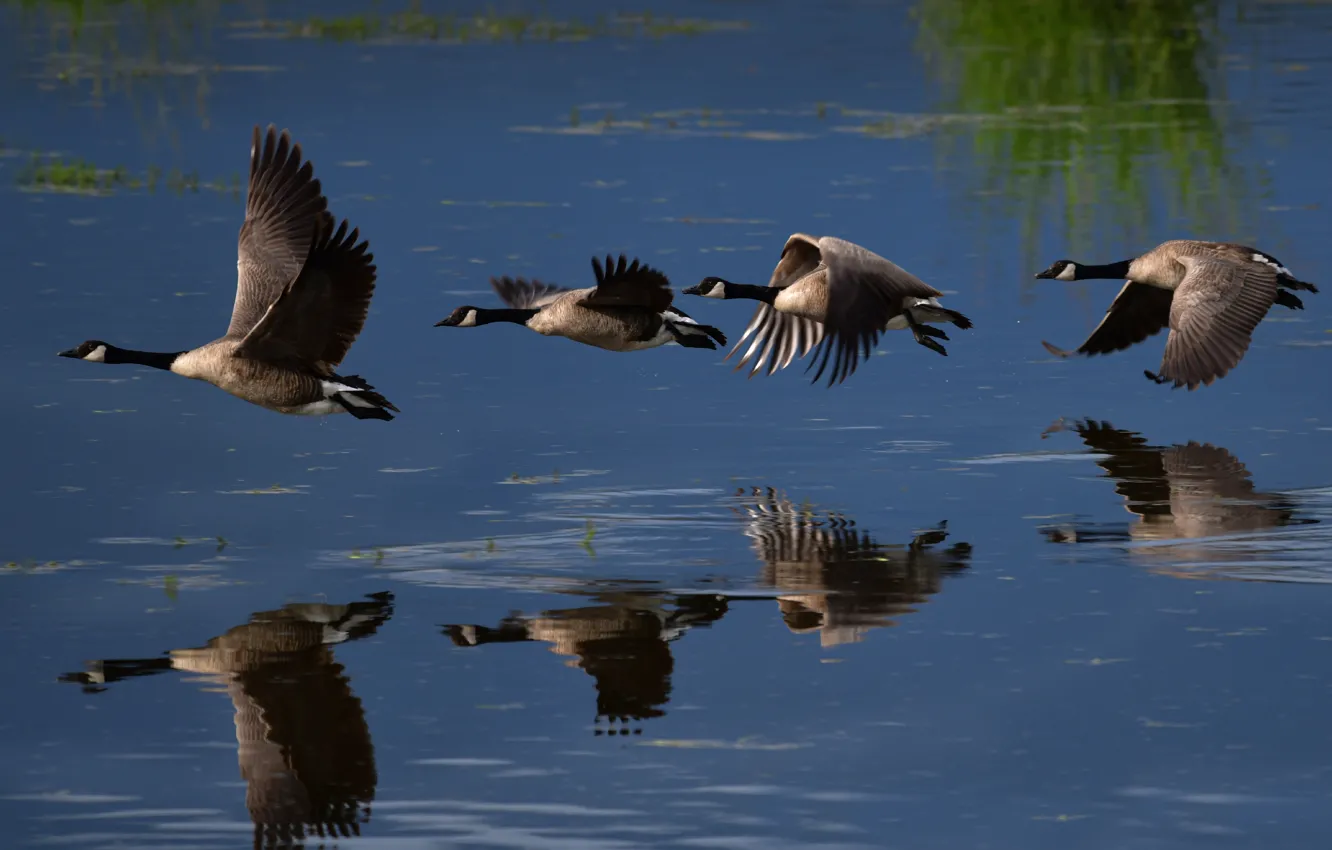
[262,8,749,44]
[3,558,68,573]
[9,0,230,132]
[348,547,387,565]
[17,153,241,197]
[912,0,1252,282]
[581,519,597,557]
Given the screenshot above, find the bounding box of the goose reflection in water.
[444,591,728,735]
[1039,419,1317,572]
[735,487,973,647]
[59,592,393,849]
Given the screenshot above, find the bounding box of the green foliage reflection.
[915,0,1252,267]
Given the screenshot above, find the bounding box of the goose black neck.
[726,283,779,303]
[1076,260,1133,280]
[476,308,540,326]
[107,346,184,370]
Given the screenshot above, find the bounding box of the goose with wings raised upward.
[57,125,398,421]
[682,234,973,387]
[1036,239,1318,390]
[435,254,726,352]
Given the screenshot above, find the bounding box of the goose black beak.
[433,317,455,327]
[681,284,702,295]
[57,348,80,358]
[1034,269,1056,279]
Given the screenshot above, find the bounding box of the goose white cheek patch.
[1055,264,1078,281]
[83,345,107,362]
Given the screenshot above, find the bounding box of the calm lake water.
[3,0,1332,847]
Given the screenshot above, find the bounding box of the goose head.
[682,277,733,298]
[58,340,111,362]
[1034,260,1080,281]
[434,307,479,328]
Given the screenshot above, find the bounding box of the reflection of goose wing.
[1068,420,1172,519]
[527,605,676,724]
[736,488,971,646]
[446,592,729,727]
[234,657,377,844]
[1161,442,1297,536]
[736,486,882,580]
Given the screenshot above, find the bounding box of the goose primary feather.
[1036,239,1318,390]
[57,125,398,420]
[683,233,973,386]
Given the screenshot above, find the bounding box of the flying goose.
[1036,239,1318,390]
[734,487,971,647]
[435,254,726,353]
[1038,419,1313,567]
[444,591,729,734]
[58,125,398,421]
[60,592,394,846]
[682,233,973,386]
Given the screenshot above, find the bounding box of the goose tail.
[327,374,399,421]
[663,311,727,349]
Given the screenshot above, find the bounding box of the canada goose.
[1039,419,1312,554]
[57,125,398,421]
[734,487,971,647]
[435,254,726,353]
[682,233,973,386]
[1036,240,1318,390]
[60,592,393,845]
[444,591,728,734]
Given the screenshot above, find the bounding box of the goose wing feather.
[491,277,572,309]
[1042,281,1174,359]
[577,254,673,313]
[233,213,378,372]
[1156,256,1277,389]
[805,236,942,386]
[727,234,828,378]
[228,125,329,339]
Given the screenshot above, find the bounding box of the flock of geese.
[58,125,1319,418]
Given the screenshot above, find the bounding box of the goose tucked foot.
[906,312,948,356]
[1144,370,1170,385]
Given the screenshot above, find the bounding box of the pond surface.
[3,0,1332,847]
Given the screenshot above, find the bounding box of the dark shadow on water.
[444,590,729,735]
[59,592,393,848]
[1037,418,1329,582]
[733,486,973,647]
